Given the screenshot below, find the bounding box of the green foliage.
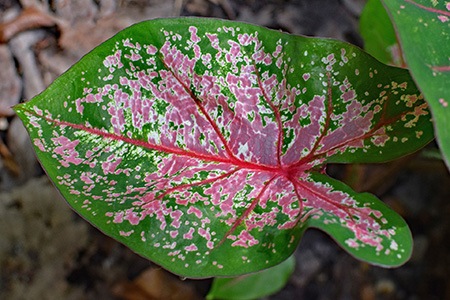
[14,18,433,278]
[360,0,400,66]
[206,255,295,300]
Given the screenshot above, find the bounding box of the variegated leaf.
[14,18,433,277]
[382,0,450,170]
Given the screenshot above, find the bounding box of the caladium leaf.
[14,18,433,277]
[382,0,450,170]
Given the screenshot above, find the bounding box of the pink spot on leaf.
[438,15,449,22]
[231,230,259,248]
[184,244,198,252]
[439,98,448,107]
[189,26,201,43]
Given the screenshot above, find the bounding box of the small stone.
[375,278,396,295]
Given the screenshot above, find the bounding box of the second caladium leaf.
[14,18,433,277]
[382,0,450,170]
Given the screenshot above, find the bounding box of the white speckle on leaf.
[390,240,398,251]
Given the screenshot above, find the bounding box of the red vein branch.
[151,168,240,202]
[292,177,356,222]
[431,65,450,72]
[291,181,305,227]
[404,0,450,17]
[160,56,238,162]
[26,109,280,173]
[216,174,278,247]
[254,64,284,167]
[302,85,419,163]
[290,72,333,168]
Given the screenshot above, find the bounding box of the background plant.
[362,0,450,169]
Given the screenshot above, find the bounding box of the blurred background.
[0,0,449,299]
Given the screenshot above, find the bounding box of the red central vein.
[159,56,238,162]
[404,0,450,17]
[254,64,284,167]
[28,109,279,173]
